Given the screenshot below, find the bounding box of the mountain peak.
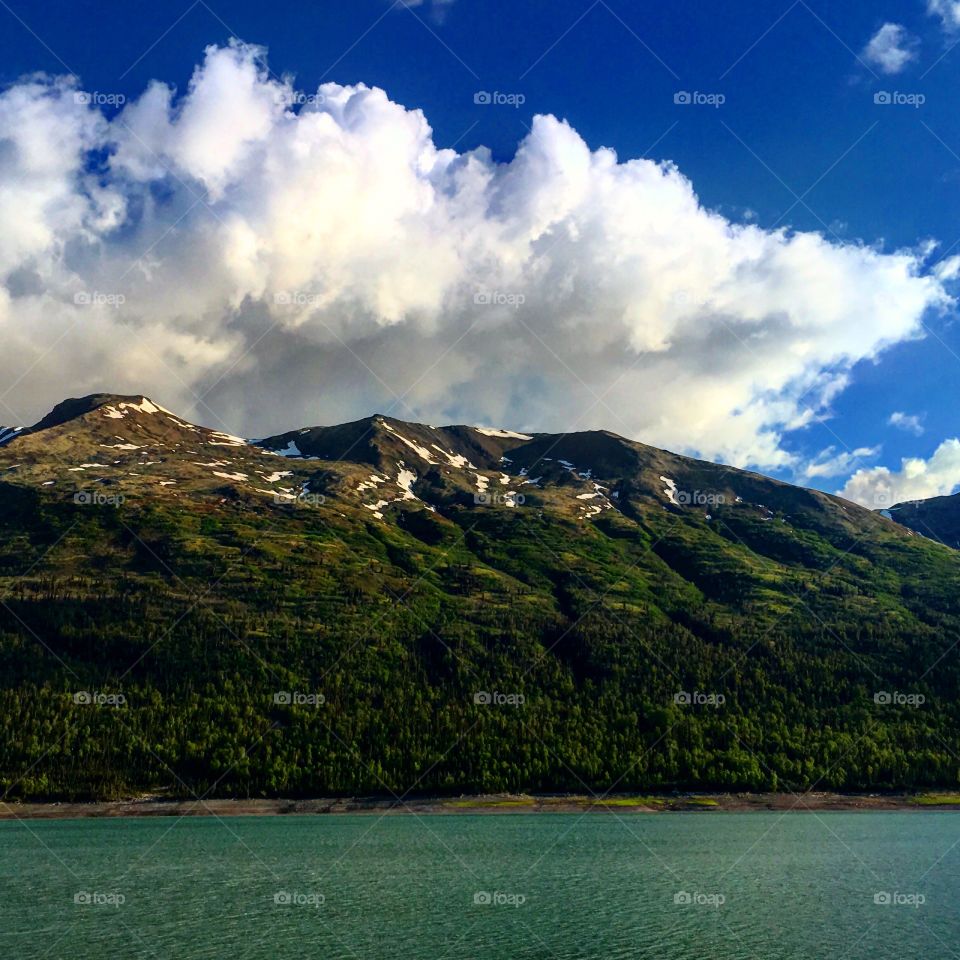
[29,394,171,432]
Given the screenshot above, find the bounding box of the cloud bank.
[0,41,951,471]
[839,439,960,507]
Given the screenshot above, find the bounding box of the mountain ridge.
[0,392,904,532]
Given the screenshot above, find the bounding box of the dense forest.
[1,463,958,802]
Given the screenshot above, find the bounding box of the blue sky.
[1,0,959,503]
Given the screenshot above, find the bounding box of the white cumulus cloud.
[863,23,919,74]
[803,446,880,479]
[838,439,960,506]
[928,0,960,32]
[0,41,951,470]
[888,411,925,435]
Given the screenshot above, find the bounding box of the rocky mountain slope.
[0,392,904,533]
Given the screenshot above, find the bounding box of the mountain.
[883,494,960,549]
[1,393,959,801]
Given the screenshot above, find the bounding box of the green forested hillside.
[0,395,959,800]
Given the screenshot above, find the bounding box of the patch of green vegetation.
[588,797,665,808]
[912,794,960,806]
[445,798,536,808]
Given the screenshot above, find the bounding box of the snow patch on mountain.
[431,444,475,469]
[396,465,417,501]
[271,440,303,457]
[660,476,680,505]
[358,474,388,492]
[208,431,247,447]
[380,421,436,463]
[168,417,199,432]
[363,499,389,520]
[260,470,293,483]
[102,398,167,420]
[129,398,162,415]
[262,488,295,500]
[577,482,614,519]
[474,427,534,441]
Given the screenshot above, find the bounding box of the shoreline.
[3,791,960,820]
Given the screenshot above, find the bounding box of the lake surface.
[1,812,957,958]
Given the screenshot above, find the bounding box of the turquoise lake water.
[1,812,957,958]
